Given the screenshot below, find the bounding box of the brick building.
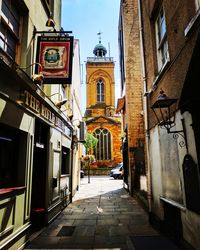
[84,38,122,167]
[139,0,200,249]
[118,0,147,200]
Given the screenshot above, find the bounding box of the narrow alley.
[1,1,200,250]
[25,176,180,250]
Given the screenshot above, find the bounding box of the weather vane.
[97,31,102,43]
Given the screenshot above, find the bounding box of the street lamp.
[151,89,177,132]
[151,89,187,149]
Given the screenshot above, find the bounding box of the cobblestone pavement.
[24,176,180,250]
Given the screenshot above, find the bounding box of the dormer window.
[97,79,104,102]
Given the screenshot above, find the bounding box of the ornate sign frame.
[36,35,74,84]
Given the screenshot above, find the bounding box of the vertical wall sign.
[36,35,74,84]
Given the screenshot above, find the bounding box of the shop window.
[155,6,169,72]
[0,0,21,60]
[94,128,111,160]
[97,79,104,103]
[61,146,70,175]
[0,124,27,188]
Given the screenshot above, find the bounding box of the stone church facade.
[84,38,122,167]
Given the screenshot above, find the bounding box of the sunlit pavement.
[25,176,180,250]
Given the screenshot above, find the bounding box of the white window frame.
[195,0,200,10]
[155,6,169,73]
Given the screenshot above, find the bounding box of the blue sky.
[61,0,121,113]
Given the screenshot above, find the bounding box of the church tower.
[85,35,122,167]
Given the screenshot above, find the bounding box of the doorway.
[31,119,49,227]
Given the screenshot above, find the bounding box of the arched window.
[93,128,111,160]
[97,79,104,102]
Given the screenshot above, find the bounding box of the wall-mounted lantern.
[55,99,68,109]
[151,89,187,149]
[48,93,68,108]
[20,62,44,85]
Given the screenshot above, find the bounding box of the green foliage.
[83,132,98,154]
[82,154,96,166]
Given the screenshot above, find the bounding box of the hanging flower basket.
[81,155,96,167]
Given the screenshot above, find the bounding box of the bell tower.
[84,35,122,167]
[85,35,115,117]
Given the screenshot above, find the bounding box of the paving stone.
[97,218,119,225]
[73,225,96,237]
[39,224,63,236]
[24,176,179,250]
[73,219,97,226]
[25,236,62,248]
[93,235,128,249]
[109,225,131,236]
[95,225,110,236]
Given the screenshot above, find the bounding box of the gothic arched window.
[97,79,104,102]
[93,128,111,160]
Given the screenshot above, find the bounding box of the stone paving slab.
[25,176,181,250]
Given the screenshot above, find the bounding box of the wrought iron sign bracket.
[165,119,188,150]
[33,30,72,37]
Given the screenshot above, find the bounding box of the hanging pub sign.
[35,35,74,84]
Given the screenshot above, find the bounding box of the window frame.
[155,6,169,73]
[0,0,22,61]
[93,128,112,160]
[97,79,105,103]
[0,124,27,189]
[61,146,70,175]
[195,0,200,10]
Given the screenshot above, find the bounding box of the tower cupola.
[93,42,107,57]
[93,32,107,57]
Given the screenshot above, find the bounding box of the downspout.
[138,0,152,214]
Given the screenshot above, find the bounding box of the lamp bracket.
[165,119,188,150]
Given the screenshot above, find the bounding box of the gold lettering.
[41,105,53,122]
[51,113,55,123]
[35,100,40,113]
[47,109,51,120]
[41,104,45,117]
[24,90,31,106]
[23,91,65,127]
[23,91,40,113]
[30,96,36,110]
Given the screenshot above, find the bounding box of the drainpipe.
[138,0,153,214]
